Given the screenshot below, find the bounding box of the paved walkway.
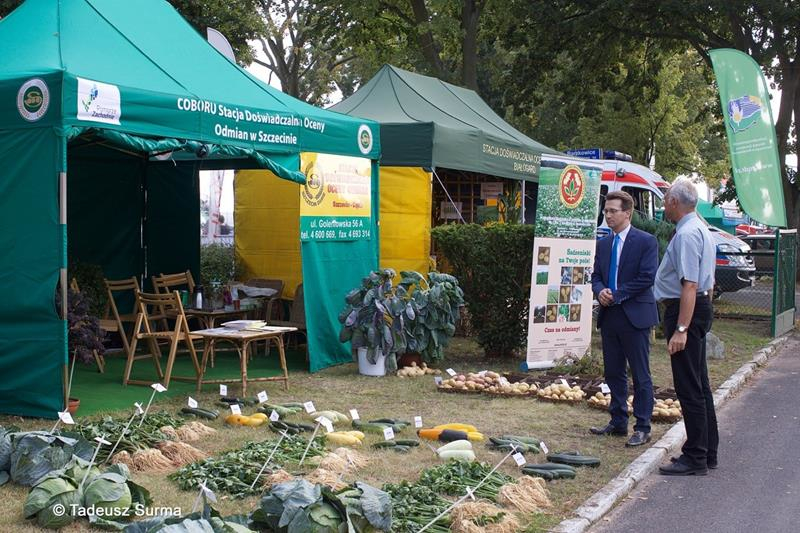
[590,333,800,533]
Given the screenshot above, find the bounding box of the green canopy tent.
[331,64,560,181]
[330,64,561,273]
[0,0,381,418]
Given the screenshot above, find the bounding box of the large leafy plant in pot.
[394,271,464,364]
[338,269,400,373]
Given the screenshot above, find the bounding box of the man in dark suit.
[590,191,659,447]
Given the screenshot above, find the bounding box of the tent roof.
[331,64,560,181]
[0,0,380,161]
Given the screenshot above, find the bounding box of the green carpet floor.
[69,347,308,417]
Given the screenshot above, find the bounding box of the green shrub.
[631,212,675,260]
[67,260,107,318]
[200,243,244,285]
[431,223,535,358]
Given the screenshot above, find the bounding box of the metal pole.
[298,423,321,465]
[60,171,68,408]
[432,168,466,223]
[250,430,289,489]
[138,389,157,427]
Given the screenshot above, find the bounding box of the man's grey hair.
[667,180,698,208]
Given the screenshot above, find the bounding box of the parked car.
[740,234,775,275]
[706,225,756,297]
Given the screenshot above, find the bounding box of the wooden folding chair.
[269,283,308,361]
[103,277,141,369]
[245,278,285,321]
[125,290,202,388]
[152,270,196,294]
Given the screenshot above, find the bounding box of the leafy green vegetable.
[383,480,451,533]
[418,461,513,502]
[9,431,93,486]
[23,472,81,529]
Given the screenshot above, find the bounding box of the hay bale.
[316,448,368,473]
[185,421,216,436]
[175,426,201,442]
[497,475,551,513]
[450,501,520,533]
[305,468,348,491]
[263,469,295,488]
[155,441,207,466]
[110,450,135,469]
[128,449,175,472]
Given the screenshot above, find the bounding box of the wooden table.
[192,325,297,394]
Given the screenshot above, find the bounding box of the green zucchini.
[372,441,398,449]
[392,445,411,453]
[352,420,391,433]
[180,407,218,419]
[547,452,601,467]
[394,439,420,447]
[522,468,554,480]
[523,462,576,471]
[500,435,540,445]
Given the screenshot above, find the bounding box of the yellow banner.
[300,152,371,217]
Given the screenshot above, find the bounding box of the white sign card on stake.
[59,410,75,424]
[349,409,360,421]
[79,434,109,490]
[512,452,526,466]
[193,482,218,512]
[383,427,395,441]
[139,383,166,426]
[600,383,611,394]
[465,487,476,500]
[559,379,569,387]
[105,404,142,464]
[219,384,228,396]
[446,368,457,377]
[303,401,316,414]
[230,404,242,415]
[316,416,333,433]
[257,391,268,403]
[414,416,423,428]
[188,397,198,409]
[539,441,549,454]
[250,430,289,489]
[269,410,280,422]
[434,376,443,386]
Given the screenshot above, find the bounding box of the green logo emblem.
[17,78,50,121]
[357,124,373,155]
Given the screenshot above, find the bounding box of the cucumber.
[180,407,218,419]
[547,453,601,467]
[369,418,411,426]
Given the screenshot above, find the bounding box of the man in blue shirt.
[655,180,718,476]
[590,191,659,447]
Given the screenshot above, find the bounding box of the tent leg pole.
[521,181,526,223]
[60,170,68,408]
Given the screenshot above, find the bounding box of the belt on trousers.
[661,291,710,307]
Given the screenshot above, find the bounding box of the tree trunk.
[409,0,446,79]
[461,0,481,90]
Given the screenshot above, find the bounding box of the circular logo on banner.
[357,124,373,155]
[17,78,50,121]
[301,161,326,207]
[559,165,585,208]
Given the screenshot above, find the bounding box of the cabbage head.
[23,473,81,529]
[83,472,132,517]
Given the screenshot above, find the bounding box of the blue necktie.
[609,234,620,291]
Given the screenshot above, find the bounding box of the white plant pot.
[357,347,386,376]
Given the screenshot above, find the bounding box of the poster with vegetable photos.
[526,155,602,369]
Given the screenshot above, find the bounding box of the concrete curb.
[549,333,791,533]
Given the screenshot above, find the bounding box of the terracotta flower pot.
[67,397,80,414]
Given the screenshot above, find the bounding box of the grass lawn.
[0,318,772,532]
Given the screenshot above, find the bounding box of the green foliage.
[200,243,244,285]
[631,212,675,260]
[431,223,535,358]
[67,260,108,318]
[338,269,398,367]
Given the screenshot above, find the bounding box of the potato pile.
[588,392,633,413]
[653,398,682,418]
[438,371,535,395]
[537,383,586,402]
[396,361,441,377]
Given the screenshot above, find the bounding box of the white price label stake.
[303,401,316,414]
[465,487,476,500]
[230,404,242,415]
[58,411,75,425]
[151,383,167,393]
[140,383,166,426]
[600,383,611,394]
[257,391,268,403]
[201,484,217,503]
[446,368,457,377]
[79,434,108,490]
[95,436,112,446]
[349,409,360,421]
[383,426,395,441]
[188,397,198,409]
[105,405,141,464]
[250,430,290,490]
[414,416,423,428]
[434,376,443,386]
[512,452,526,466]
[219,384,228,396]
[134,402,144,415]
[559,379,569,387]
[539,441,549,455]
[316,416,334,433]
[193,482,218,512]
[478,370,487,377]
[269,410,280,422]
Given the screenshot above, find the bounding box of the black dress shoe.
[625,431,651,447]
[671,455,717,469]
[659,460,708,476]
[589,423,627,436]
